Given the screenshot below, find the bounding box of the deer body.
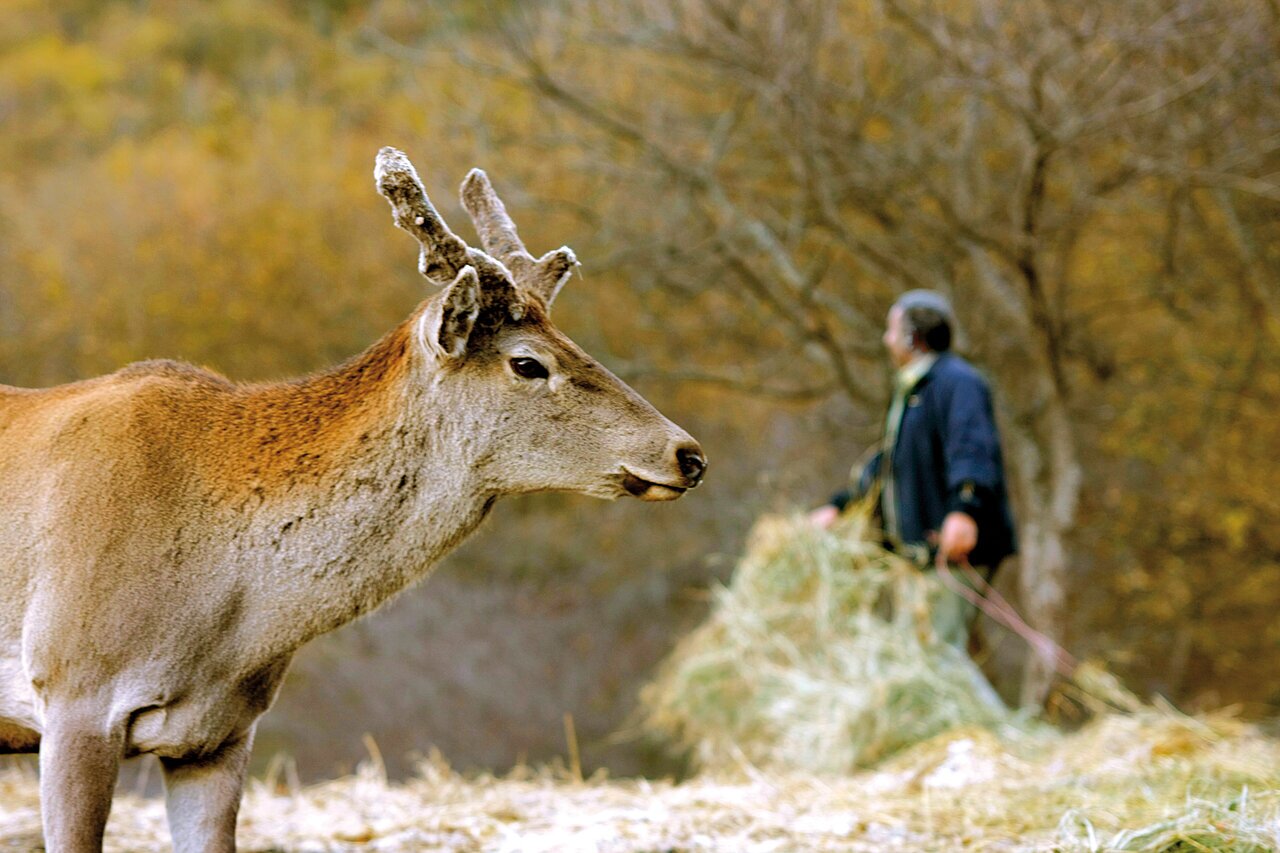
[0,149,704,852]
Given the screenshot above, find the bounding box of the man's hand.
[938,511,978,562]
[808,504,839,530]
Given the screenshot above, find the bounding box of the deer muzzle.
[621,440,706,501]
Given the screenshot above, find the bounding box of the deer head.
[375,147,705,501]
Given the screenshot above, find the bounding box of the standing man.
[810,290,1016,648]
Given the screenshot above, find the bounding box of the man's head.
[883,289,954,367]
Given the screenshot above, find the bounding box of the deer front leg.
[39,710,124,852]
[160,727,254,853]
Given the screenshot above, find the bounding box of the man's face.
[883,305,916,368]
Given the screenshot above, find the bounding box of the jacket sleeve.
[939,370,1003,518]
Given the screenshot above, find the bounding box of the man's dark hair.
[894,290,954,352]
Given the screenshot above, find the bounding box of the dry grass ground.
[2,708,1278,852]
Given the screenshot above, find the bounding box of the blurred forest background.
[1,0,1278,781]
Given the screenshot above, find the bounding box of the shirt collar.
[895,351,938,393]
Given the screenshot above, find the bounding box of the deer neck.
[237,314,497,651]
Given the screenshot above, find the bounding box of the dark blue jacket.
[833,353,1016,569]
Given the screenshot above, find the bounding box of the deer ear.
[420,266,480,360]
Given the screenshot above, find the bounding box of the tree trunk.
[1005,391,1081,706]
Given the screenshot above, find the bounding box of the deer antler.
[460,169,577,307]
[375,147,473,286]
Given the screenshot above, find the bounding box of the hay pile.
[641,512,1023,773]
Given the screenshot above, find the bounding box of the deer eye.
[509,356,549,380]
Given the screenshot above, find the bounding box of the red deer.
[0,148,705,852]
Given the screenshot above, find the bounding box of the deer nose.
[676,444,706,486]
